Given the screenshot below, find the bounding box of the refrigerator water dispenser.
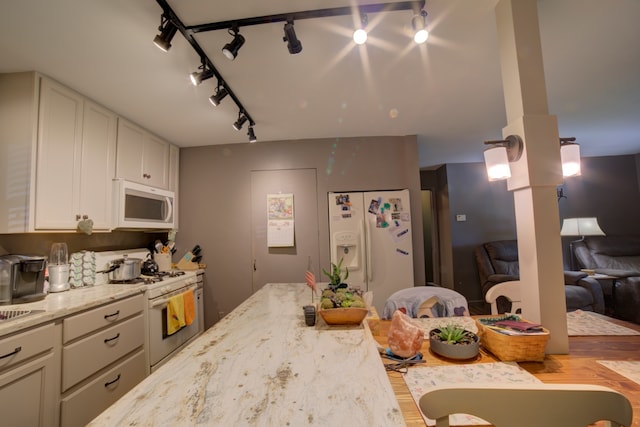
[333,231,360,271]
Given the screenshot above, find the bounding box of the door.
[251,169,320,293]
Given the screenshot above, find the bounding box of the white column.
[495,0,568,353]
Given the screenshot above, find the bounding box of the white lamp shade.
[560,217,605,237]
[484,146,511,181]
[561,143,581,177]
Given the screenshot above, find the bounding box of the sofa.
[475,240,604,314]
[573,236,640,324]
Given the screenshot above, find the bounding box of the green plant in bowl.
[322,258,349,291]
[429,325,480,360]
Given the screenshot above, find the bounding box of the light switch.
[456,214,467,222]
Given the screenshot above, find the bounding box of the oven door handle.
[150,284,198,309]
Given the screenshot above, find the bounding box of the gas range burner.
[109,278,149,285]
[165,271,185,278]
[109,271,187,285]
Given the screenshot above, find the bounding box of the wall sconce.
[560,137,581,177]
[484,135,581,181]
[560,217,605,270]
[483,135,523,181]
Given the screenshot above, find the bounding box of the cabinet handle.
[104,310,120,321]
[0,346,21,360]
[104,374,121,388]
[104,333,120,344]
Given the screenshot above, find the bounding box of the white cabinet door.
[116,118,169,189]
[34,78,116,231]
[115,118,145,184]
[144,133,169,189]
[0,323,60,427]
[79,101,117,230]
[35,78,83,229]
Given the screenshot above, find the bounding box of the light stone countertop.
[0,284,146,338]
[89,283,407,426]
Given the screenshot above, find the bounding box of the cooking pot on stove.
[98,255,142,281]
[141,253,158,276]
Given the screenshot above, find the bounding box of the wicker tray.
[476,315,550,362]
[318,307,368,325]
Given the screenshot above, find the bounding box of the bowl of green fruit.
[318,286,368,325]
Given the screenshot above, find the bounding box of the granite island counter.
[89,283,406,426]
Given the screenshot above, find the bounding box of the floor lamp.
[560,217,606,270]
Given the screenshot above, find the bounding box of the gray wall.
[432,154,640,305]
[177,136,424,329]
[0,231,167,259]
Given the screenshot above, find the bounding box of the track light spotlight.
[353,14,368,45]
[248,126,257,143]
[233,113,248,131]
[153,15,178,52]
[189,65,214,86]
[283,20,302,54]
[411,10,429,44]
[209,86,228,106]
[222,26,245,60]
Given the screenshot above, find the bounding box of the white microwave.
[112,179,174,229]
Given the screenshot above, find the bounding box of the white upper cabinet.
[116,118,170,189]
[35,78,116,230]
[0,72,116,232]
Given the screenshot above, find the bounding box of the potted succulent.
[429,324,479,360]
[318,260,368,325]
[322,258,349,291]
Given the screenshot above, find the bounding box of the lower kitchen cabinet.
[60,349,145,427]
[0,322,61,427]
[61,294,146,426]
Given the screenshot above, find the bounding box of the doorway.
[421,190,438,284]
[250,169,320,293]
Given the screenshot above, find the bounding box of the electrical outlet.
[456,214,467,222]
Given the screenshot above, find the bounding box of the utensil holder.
[154,253,172,272]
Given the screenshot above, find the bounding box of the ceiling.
[1,0,639,169]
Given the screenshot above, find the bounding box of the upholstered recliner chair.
[573,235,640,324]
[475,240,605,314]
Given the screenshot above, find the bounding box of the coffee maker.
[0,255,47,305]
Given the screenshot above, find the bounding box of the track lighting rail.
[155,0,255,129]
[154,0,427,141]
[185,1,426,34]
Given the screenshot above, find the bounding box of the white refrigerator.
[328,190,414,315]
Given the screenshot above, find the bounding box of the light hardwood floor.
[374,315,640,426]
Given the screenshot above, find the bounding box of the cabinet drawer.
[63,294,143,343]
[62,314,144,391]
[0,323,55,372]
[61,349,146,427]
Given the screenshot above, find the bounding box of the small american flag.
[305,270,317,295]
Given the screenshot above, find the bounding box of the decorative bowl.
[428,328,480,360]
[317,307,368,325]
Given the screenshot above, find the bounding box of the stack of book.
[487,319,546,336]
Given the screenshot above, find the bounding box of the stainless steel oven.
[146,272,204,372]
